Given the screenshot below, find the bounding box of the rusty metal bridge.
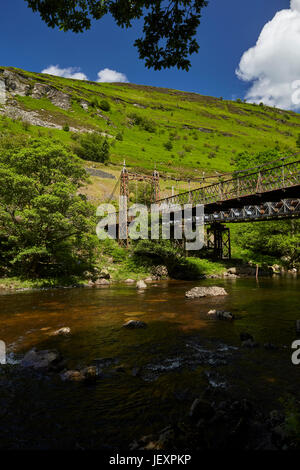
[109,156,300,259]
[157,157,300,259]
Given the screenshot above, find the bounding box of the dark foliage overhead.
[25,0,208,70]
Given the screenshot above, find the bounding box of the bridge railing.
[157,159,300,207]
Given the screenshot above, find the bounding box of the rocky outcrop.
[0,105,62,129]
[32,83,71,110]
[185,286,228,299]
[1,69,31,97]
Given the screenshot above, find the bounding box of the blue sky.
[0,0,291,101]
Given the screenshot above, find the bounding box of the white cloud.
[97,68,128,83]
[236,1,300,110]
[41,65,88,81]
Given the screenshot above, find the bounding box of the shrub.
[99,99,111,112]
[63,124,70,132]
[128,113,156,133]
[73,133,110,163]
[116,132,123,141]
[164,140,173,151]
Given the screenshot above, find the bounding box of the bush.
[73,133,110,163]
[63,124,70,132]
[128,113,156,133]
[116,132,123,141]
[164,140,173,151]
[99,99,110,112]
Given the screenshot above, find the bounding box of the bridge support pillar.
[207,223,231,260]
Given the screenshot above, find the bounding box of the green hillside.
[1,66,300,182]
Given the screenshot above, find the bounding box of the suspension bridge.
[104,155,300,259]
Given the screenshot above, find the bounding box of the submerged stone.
[122,320,147,329]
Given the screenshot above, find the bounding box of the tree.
[0,138,98,277]
[232,149,300,268]
[25,0,208,70]
[74,133,110,163]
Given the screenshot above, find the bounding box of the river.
[0,277,299,449]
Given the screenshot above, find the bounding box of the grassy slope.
[1,66,300,182]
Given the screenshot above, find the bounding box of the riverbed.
[0,277,299,449]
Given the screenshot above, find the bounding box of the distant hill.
[1,65,300,181]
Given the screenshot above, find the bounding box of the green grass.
[185,258,226,276]
[0,276,88,290]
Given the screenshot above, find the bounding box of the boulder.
[207,310,234,321]
[51,327,71,336]
[136,280,147,289]
[94,278,110,286]
[60,370,84,382]
[223,272,238,278]
[122,320,147,329]
[60,366,99,383]
[125,279,135,284]
[82,366,98,383]
[227,267,237,275]
[185,286,228,299]
[21,349,60,370]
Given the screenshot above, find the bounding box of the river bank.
[0,260,297,292]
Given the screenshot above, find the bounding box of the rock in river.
[207,310,234,321]
[185,286,228,299]
[122,320,147,329]
[21,349,61,370]
[51,327,71,336]
[136,280,147,289]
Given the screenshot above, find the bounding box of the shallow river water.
[0,277,299,449]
